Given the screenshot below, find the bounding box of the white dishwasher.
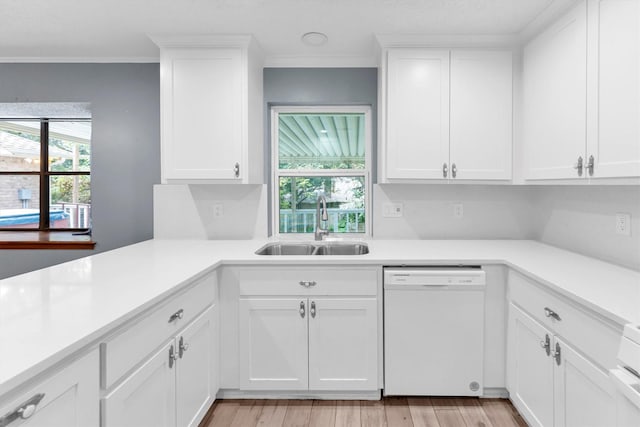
[384,267,486,396]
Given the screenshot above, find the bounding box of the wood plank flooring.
[200,397,528,427]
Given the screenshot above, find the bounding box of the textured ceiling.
[0,0,569,62]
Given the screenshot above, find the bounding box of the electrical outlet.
[213,203,224,218]
[453,203,464,219]
[615,213,631,236]
[383,202,403,218]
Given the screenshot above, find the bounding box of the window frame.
[271,105,372,239]
[0,118,91,233]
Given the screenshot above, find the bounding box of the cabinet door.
[238,298,309,390]
[588,0,640,178]
[385,49,450,180]
[507,303,554,427]
[176,306,216,427]
[0,350,99,427]
[161,48,242,181]
[103,341,176,427]
[450,50,513,180]
[523,1,588,180]
[553,337,616,427]
[308,298,378,391]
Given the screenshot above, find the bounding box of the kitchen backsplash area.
[154,184,267,240]
[154,183,639,271]
[532,185,640,271]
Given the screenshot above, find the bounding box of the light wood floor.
[199,397,528,427]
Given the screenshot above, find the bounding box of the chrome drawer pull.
[299,281,317,288]
[178,336,189,358]
[539,334,551,356]
[299,301,306,318]
[169,344,177,368]
[168,309,184,323]
[551,342,562,366]
[310,301,316,318]
[544,307,561,321]
[0,393,45,426]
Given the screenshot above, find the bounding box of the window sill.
[0,231,96,250]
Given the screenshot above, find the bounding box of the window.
[0,112,91,232]
[272,106,371,237]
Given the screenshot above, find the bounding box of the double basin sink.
[256,242,369,256]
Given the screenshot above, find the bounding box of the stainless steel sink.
[255,242,369,256]
[313,243,370,255]
[255,243,316,255]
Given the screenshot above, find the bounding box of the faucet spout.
[314,195,329,241]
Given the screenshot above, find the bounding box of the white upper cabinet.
[381,47,513,182]
[385,49,450,180]
[523,0,639,180]
[587,0,640,178]
[523,1,588,180]
[152,35,263,183]
[450,50,513,180]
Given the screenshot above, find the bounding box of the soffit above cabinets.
[1,0,578,65]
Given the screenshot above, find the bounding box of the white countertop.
[1,238,639,396]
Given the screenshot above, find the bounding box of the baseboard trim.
[481,387,510,398]
[217,389,382,400]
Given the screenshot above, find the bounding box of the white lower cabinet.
[238,298,309,390]
[308,298,378,390]
[508,302,616,427]
[103,341,176,427]
[237,266,380,393]
[102,298,217,427]
[0,350,99,427]
[239,297,378,392]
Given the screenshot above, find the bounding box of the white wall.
[154,184,268,240]
[532,185,640,271]
[373,184,537,239]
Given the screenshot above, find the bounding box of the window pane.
[278,176,365,234]
[278,113,366,170]
[48,121,91,172]
[0,175,40,229]
[0,120,41,172]
[50,175,91,229]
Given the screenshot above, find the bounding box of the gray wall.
[0,63,160,279]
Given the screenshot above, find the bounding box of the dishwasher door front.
[383,268,485,396]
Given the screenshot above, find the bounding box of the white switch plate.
[383,202,403,218]
[615,213,631,236]
[213,203,224,218]
[453,203,464,219]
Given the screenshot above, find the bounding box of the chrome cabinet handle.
[551,342,562,366]
[169,345,177,368]
[310,301,316,318]
[168,309,184,323]
[0,393,45,426]
[299,301,306,318]
[586,155,594,176]
[442,163,448,178]
[299,281,317,288]
[544,307,561,321]
[233,162,240,178]
[573,156,583,176]
[178,336,189,358]
[452,163,457,179]
[539,334,551,356]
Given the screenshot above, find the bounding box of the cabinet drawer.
[238,267,378,296]
[508,270,621,370]
[101,274,216,389]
